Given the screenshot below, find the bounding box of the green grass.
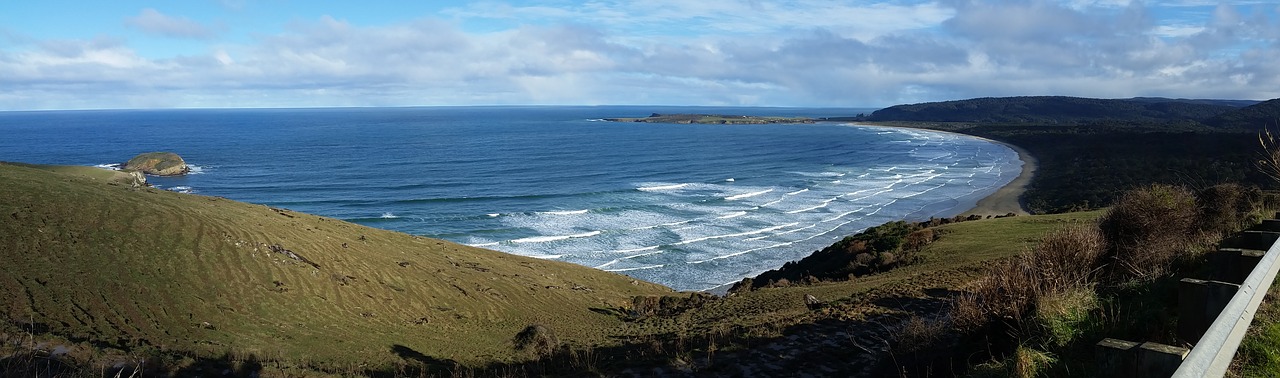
[0,161,1114,375]
[1231,278,1280,377]
[633,211,1107,338]
[0,162,673,372]
[2,162,142,185]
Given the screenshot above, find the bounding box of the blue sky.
[1,0,1278,110]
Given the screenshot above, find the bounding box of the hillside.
[864,96,1243,124]
[1207,98,1280,129]
[0,160,1121,376]
[0,162,672,372]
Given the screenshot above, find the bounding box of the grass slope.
[632,211,1107,340]
[0,162,672,371]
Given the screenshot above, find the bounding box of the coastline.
[961,141,1035,216]
[704,122,1038,295]
[842,122,1035,216]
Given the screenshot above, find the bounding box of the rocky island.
[123,152,189,176]
[604,113,816,124]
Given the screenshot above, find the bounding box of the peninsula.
[604,113,815,124]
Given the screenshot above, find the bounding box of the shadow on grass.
[355,291,978,377]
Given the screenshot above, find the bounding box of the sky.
[1,0,1278,110]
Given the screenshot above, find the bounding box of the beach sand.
[961,141,1035,216]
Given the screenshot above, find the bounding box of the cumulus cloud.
[1,1,1278,109]
[125,8,219,39]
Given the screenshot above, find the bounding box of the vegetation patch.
[911,183,1273,377]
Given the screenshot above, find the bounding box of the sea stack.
[123,152,189,176]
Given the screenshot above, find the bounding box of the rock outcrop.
[113,170,147,188]
[123,152,189,176]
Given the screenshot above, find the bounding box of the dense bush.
[737,220,932,290]
[1097,184,1199,281]
[1197,183,1265,238]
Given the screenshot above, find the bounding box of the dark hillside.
[909,123,1268,213]
[1125,97,1258,107]
[1207,98,1280,129]
[866,96,1239,124]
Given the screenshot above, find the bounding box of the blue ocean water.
[0,106,1021,291]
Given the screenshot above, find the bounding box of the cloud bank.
[1,0,1277,110]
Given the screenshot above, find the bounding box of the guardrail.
[1173,228,1280,377]
[1095,221,1280,378]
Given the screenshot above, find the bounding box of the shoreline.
[704,122,1038,295]
[842,122,1035,216]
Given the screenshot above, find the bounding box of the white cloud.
[1,1,1278,109]
[124,8,219,39]
[1153,24,1207,37]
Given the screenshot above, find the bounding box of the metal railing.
[1173,230,1280,377]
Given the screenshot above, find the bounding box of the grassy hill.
[0,160,1118,376]
[0,162,673,373]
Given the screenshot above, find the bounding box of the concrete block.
[1137,342,1188,378]
[1178,278,1240,344]
[1207,249,1241,283]
[1257,219,1280,232]
[1096,338,1139,377]
[1239,249,1266,282]
[1236,231,1280,251]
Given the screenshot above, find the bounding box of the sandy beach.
[960,140,1035,216]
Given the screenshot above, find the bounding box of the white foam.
[613,246,660,253]
[187,164,204,174]
[380,212,398,219]
[487,213,500,217]
[786,188,809,196]
[529,254,565,259]
[690,241,796,264]
[543,209,589,216]
[725,178,735,182]
[725,189,774,201]
[673,223,797,246]
[169,186,193,194]
[595,250,666,269]
[638,183,689,191]
[605,264,664,272]
[512,230,602,244]
[717,211,748,219]
[93,163,121,170]
[467,242,500,248]
[760,197,787,207]
[786,197,839,214]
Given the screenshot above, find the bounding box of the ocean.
[0,106,1022,291]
